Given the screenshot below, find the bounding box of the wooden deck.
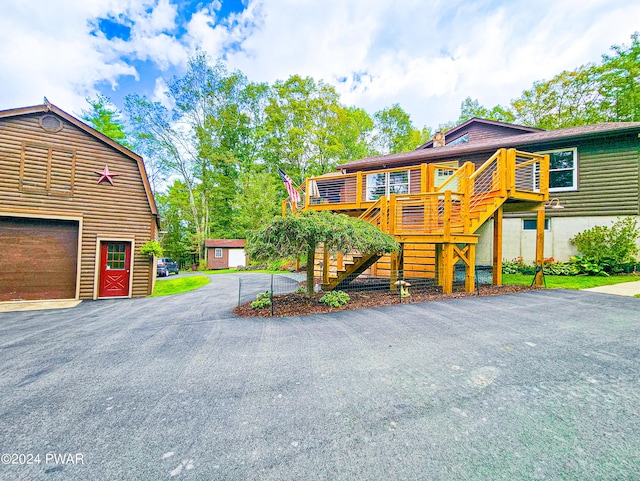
[287,148,549,293]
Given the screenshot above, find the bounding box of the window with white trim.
[537,148,578,192]
[366,170,409,201]
[214,248,223,258]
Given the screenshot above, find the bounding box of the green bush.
[140,240,163,257]
[569,256,610,276]
[542,258,576,276]
[570,217,640,271]
[251,291,272,309]
[319,290,350,307]
[502,257,536,275]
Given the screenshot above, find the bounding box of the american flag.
[278,167,301,203]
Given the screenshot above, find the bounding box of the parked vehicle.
[157,258,179,277]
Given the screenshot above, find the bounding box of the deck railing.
[284,148,549,220]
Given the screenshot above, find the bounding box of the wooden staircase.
[313,148,549,292]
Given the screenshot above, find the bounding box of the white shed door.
[228,249,246,268]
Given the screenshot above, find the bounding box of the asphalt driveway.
[1,274,639,480]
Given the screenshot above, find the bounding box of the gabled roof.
[418,117,544,149]
[0,101,158,219]
[205,239,246,248]
[339,122,640,172]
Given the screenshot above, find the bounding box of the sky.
[0,0,639,131]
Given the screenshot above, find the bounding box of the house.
[205,239,247,269]
[292,118,640,293]
[0,101,159,304]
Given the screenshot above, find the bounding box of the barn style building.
[0,101,159,305]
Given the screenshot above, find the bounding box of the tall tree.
[458,97,515,124]
[511,65,606,129]
[373,104,429,154]
[263,75,353,181]
[599,32,640,122]
[126,51,252,261]
[81,95,131,148]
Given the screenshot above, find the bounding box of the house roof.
[418,117,544,149]
[0,101,159,219]
[339,122,640,171]
[205,239,246,248]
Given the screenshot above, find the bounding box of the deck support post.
[435,244,443,287]
[390,251,399,292]
[441,243,454,294]
[534,207,545,287]
[464,244,476,293]
[492,206,503,285]
[322,246,330,285]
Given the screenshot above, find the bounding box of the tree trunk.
[306,245,315,297]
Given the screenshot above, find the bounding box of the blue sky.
[0,0,639,130]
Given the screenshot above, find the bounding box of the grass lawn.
[503,273,640,289]
[152,275,211,297]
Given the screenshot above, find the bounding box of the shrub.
[569,256,610,276]
[251,291,272,309]
[570,217,640,271]
[319,290,350,307]
[502,257,535,275]
[542,257,575,276]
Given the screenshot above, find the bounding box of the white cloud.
[217,0,640,128]
[0,0,140,112]
[1,0,639,131]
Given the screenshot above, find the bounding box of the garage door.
[0,216,79,301]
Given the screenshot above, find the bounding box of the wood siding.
[207,247,229,269]
[506,134,640,217]
[0,113,156,299]
[315,243,436,281]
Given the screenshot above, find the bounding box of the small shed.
[0,101,159,304]
[205,239,247,269]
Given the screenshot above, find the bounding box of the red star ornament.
[95,164,119,185]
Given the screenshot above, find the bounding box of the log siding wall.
[506,134,640,218]
[0,113,156,299]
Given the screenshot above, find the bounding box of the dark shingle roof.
[340,122,640,171]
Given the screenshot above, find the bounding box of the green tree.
[458,97,515,124]
[599,32,640,122]
[263,75,355,181]
[247,211,398,297]
[156,180,198,267]
[81,95,131,148]
[233,171,281,237]
[373,104,429,154]
[511,66,606,129]
[126,51,255,261]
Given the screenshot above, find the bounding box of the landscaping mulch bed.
[233,284,539,317]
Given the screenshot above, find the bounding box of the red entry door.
[99,242,131,297]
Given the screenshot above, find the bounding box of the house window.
[447,133,469,146]
[214,248,223,258]
[106,243,127,269]
[523,218,550,231]
[366,171,409,201]
[537,148,577,192]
